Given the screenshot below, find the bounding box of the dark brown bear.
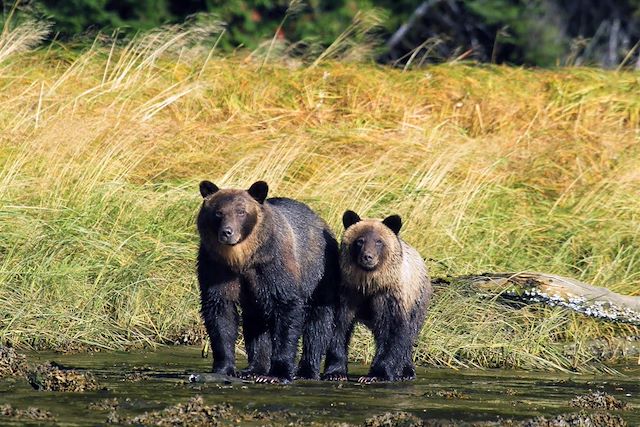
[197,181,339,383]
[323,210,432,383]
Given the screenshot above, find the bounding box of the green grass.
[0,22,639,372]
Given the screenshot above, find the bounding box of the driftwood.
[447,272,640,326]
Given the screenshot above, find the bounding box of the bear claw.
[238,370,259,380]
[357,376,382,384]
[255,375,290,384]
[323,373,348,382]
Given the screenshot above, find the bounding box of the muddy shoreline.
[0,346,637,426]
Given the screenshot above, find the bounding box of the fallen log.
[444,272,640,326]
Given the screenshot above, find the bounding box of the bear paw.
[294,367,320,381]
[400,366,416,381]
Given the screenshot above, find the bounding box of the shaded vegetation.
[3,0,640,66]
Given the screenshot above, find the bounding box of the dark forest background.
[2,0,640,67]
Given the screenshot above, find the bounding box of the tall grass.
[0,20,639,371]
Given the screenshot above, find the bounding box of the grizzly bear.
[323,210,432,383]
[197,180,339,383]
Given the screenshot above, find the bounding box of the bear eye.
[215,210,223,218]
[375,239,383,247]
[236,209,246,216]
[355,238,365,247]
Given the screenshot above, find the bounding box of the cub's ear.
[247,181,269,204]
[342,210,361,229]
[199,181,219,198]
[382,214,402,235]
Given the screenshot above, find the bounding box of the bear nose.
[221,227,234,238]
[362,253,374,263]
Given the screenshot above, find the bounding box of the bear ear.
[342,210,361,229]
[382,214,402,235]
[200,181,219,198]
[247,181,269,204]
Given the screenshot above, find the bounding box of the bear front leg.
[322,295,357,382]
[198,250,240,377]
[255,298,305,384]
[360,295,407,383]
[240,310,271,379]
[296,302,334,380]
[394,338,418,382]
[398,301,426,381]
[201,293,239,377]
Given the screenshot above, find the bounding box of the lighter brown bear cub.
[322,210,432,383]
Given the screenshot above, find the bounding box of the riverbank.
[0,26,639,371]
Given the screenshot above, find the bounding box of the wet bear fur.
[197,180,339,383]
[323,210,432,382]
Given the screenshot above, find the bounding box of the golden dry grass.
[0,23,639,370]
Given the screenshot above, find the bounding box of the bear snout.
[358,252,378,270]
[218,226,240,245]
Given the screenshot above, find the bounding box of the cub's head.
[197,180,269,247]
[341,210,402,272]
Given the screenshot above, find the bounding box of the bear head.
[197,180,268,250]
[341,210,402,272]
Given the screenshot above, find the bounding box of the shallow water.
[1,346,638,425]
